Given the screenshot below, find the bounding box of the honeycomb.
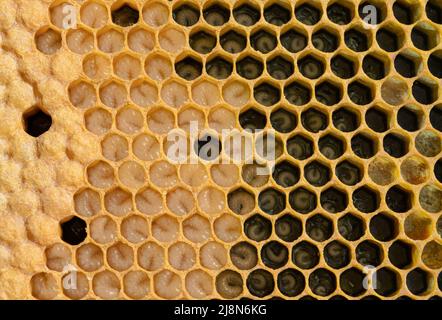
[0,0,441,300]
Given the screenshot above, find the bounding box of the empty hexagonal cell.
[426,0,442,23]
[298,55,324,79]
[275,215,302,242]
[244,214,272,242]
[327,2,352,25]
[221,30,246,54]
[348,81,373,105]
[292,241,319,269]
[428,51,442,78]
[386,185,412,213]
[356,240,382,267]
[35,27,61,55]
[415,130,441,157]
[407,268,431,296]
[336,160,362,186]
[353,186,379,213]
[284,82,311,106]
[306,214,333,242]
[332,108,359,132]
[345,28,369,52]
[320,187,348,213]
[254,82,280,106]
[277,269,305,297]
[233,3,260,26]
[203,3,229,26]
[295,3,321,25]
[258,188,285,215]
[363,54,387,80]
[301,108,327,133]
[319,134,345,160]
[189,30,216,54]
[325,241,350,269]
[69,81,96,109]
[61,216,87,246]
[289,187,317,214]
[398,105,422,132]
[267,56,293,80]
[404,212,432,241]
[351,133,376,159]
[264,3,290,26]
[287,135,313,160]
[393,0,421,24]
[251,29,277,54]
[376,27,402,52]
[270,108,297,133]
[338,213,365,241]
[97,28,125,53]
[312,29,338,52]
[280,28,307,53]
[315,81,342,106]
[384,133,408,158]
[23,107,52,138]
[261,241,289,269]
[340,268,366,297]
[411,23,439,51]
[216,270,243,299]
[247,269,275,298]
[309,269,336,297]
[430,105,442,132]
[389,240,414,269]
[331,55,356,79]
[230,242,258,270]
[435,159,442,183]
[419,184,442,213]
[236,56,263,80]
[206,56,232,79]
[173,4,199,26]
[175,57,202,80]
[395,51,421,78]
[370,213,398,242]
[412,79,438,105]
[304,161,331,187]
[272,161,300,188]
[138,242,164,271]
[373,268,398,297]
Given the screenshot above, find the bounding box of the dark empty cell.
[206,57,232,79]
[233,4,260,26]
[298,56,324,79]
[377,28,399,52]
[254,83,280,106]
[244,214,271,242]
[251,30,277,54]
[333,108,359,132]
[370,213,396,241]
[264,4,290,26]
[439,272,442,290]
[393,2,413,24]
[353,186,379,213]
[435,159,442,183]
[194,134,221,161]
[375,268,398,297]
[411,27,431,50]
[338,214,364,241]
[284,82,311,106]
[320,188,348,213]
[112,5,139,27]
[258,188,286,215]
[398,106,420,132]
[23,108,52,137]
[428,52,442,78]
[275,215,302,242]
[363,55,385,80]
[173,4,199,26]
[220,31,246,54]
[426,0,442,24]
[327,3,352,25]
[239,108,266,131]
[247,269,275,298]
[384,133,407,158]
[356,241,382,267]
[430,106,442,131]
[295,3,321,25]
[386,185,411,213]
[325,241,350,269]
[412,80,437,105]
[315,82,341,106]
[407,268,430,296]
[236,56,263,80]
[203,4,229,26]
[280,29,307,53]
[331,55,355,79]
[345,29,368,52]
[277,269,305,297]
[365,107,388,133]
[319,135,344,160]
[301,108,327,133]
[230,242,258,270]
[389,240,413,269]
[292,241,319,269]
[306,214,333,242]
[287,135,313,160]
[61,216,87,245]
[267,56,293,80]
[395,54,416,78]
[272,161,300,188]
[309,269,336,297]
[312,30,338,53]
[289,187,317,214]
[304,161,330,187]
[270,109,297,133]
[348,81,372,105]
[189,31,216,54]
[261,241,289,269]
[175,57,202,80]
[359,1,384,24]
[336,161,362,186]
[351,134,376,159]
[340,268,366,297]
